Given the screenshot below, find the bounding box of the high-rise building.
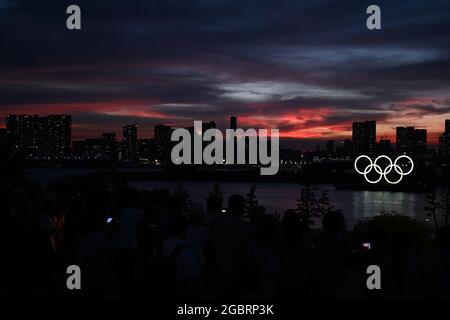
[6,114,71,156]
[414,129,427,154]
[42,115,72,155]
[396,126,427,154]
[352,120,376,155]
[443,119,450,156]
[101,133,117,160]
[438,134,446,156]
[396,126,415,153]
[6,114,41,152]
[84,138,103,158]
[154,124,172,163]
[230,116,237,130]
[122,124,138,161]
[138,139,155,161]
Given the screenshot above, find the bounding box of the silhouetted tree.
[208,182,223,204]
[297,185,319,225]
[174,183,191,213]
[425,188,440,232]
[317,190,334,215]
[245,185,258,214]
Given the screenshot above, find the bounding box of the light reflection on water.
[26,169,436,229]
[350,191,421,224]
[129,181,433,229]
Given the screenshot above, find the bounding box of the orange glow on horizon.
[1,101,448,143]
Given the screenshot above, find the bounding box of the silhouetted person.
[205,195,223,227]
[280,209,304,255]
[161,213,203,298]
[421,227,450,299]
[249,205,266,228]
[0,190,55,298]
[246,213,281,299]
[379,229,422,299]
[158,194,184,241]
[137,204,159,266]
[211,194,254,298]
[112,193,143,298]
[186,203,210,268]
[280,209,311,298]
[74,201,117,299]
[310,210,347,299]
[203,195,224,294]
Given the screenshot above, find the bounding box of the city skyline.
[2,112,445,150]
[3,113,450,155]
[1,1,450,148]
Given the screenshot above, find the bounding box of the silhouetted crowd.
[1,184,450,300]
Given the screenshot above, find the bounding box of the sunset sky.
[1,0,450,149]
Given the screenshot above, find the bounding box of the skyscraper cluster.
[351,120,434,155]
[5,114,71,156]
[154,124,173,163]
[352,120,376,155]
[122,124,138,161]
[2,114,449,162]
[438,120,450,156]
[396,127,427,154]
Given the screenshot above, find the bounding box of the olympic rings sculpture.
[354,155,414,184]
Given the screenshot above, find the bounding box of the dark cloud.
[1,0,450,147]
